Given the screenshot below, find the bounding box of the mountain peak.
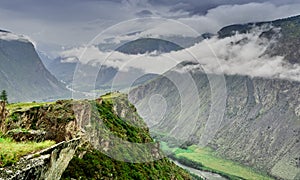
[116,38,183,55]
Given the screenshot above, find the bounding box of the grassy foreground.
[161,142,273,180]
[0,137,55,167]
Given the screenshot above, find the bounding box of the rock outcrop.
[0,138,80,180]
[0,94,192,179]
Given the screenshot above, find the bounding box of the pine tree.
[0,90,8,103]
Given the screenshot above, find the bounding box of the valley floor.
[160,141,273,180]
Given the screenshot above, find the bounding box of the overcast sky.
[0,0,300,56]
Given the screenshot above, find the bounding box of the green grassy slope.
[62,93,192,179]
[161,142,273,180]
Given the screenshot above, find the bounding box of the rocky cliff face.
[129,15,300,180]
[0,138,80,180]
[0,94,191,179]
[129,64,300,179]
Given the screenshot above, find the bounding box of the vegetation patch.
[7,102,54,112]
[61,93,193,179]
[0,137,55,167]
[101,92,123,101]
[160,141,273,180]
[62,148,191,180]
[1,94,193,179]
[95,99,151,143]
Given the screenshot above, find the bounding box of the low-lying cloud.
[0,31,35,44]
[60,27,300,82]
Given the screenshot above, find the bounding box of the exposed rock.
[1,96,191,179]
[0,138,81,180]
[5,100,79,143]
[6,129,46,142]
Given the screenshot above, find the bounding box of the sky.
[0,0,300,56]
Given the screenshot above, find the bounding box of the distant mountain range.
[0,31,69,102]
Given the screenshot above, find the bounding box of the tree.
[0,90,8,103]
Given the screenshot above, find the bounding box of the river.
[172,160,227,180]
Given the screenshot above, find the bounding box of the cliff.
[0,93,192,179]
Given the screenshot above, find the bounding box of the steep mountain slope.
[129,62,300,179]
[44,57,78,85]
[0,31,69,102]
[218,15,300,64]
[0,93,192,179]
[129,15,300,180]
[44,58,152,91]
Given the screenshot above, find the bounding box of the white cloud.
[60,26,300,82]
[174,30,300,82]
[87,2,300,50]
[0,31,30,43]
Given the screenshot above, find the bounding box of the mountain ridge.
[218,14,300,64]
[116,38,184,54]
[0,30,69,102]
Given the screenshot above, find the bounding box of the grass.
[62,147,192,180]
[0,137,55,167]
[7,102,54,112]
[101,92,123,100]
[160,142,273,180]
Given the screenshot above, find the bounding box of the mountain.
[129,62,300,180]
[0,93,192,179]
[129,15,300,180]
[116,38,183,54]
[43,57,77,85]
[218,15,300,64]
[96,34,204,53]
[37,51,53,68]
[0,30,69,102]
